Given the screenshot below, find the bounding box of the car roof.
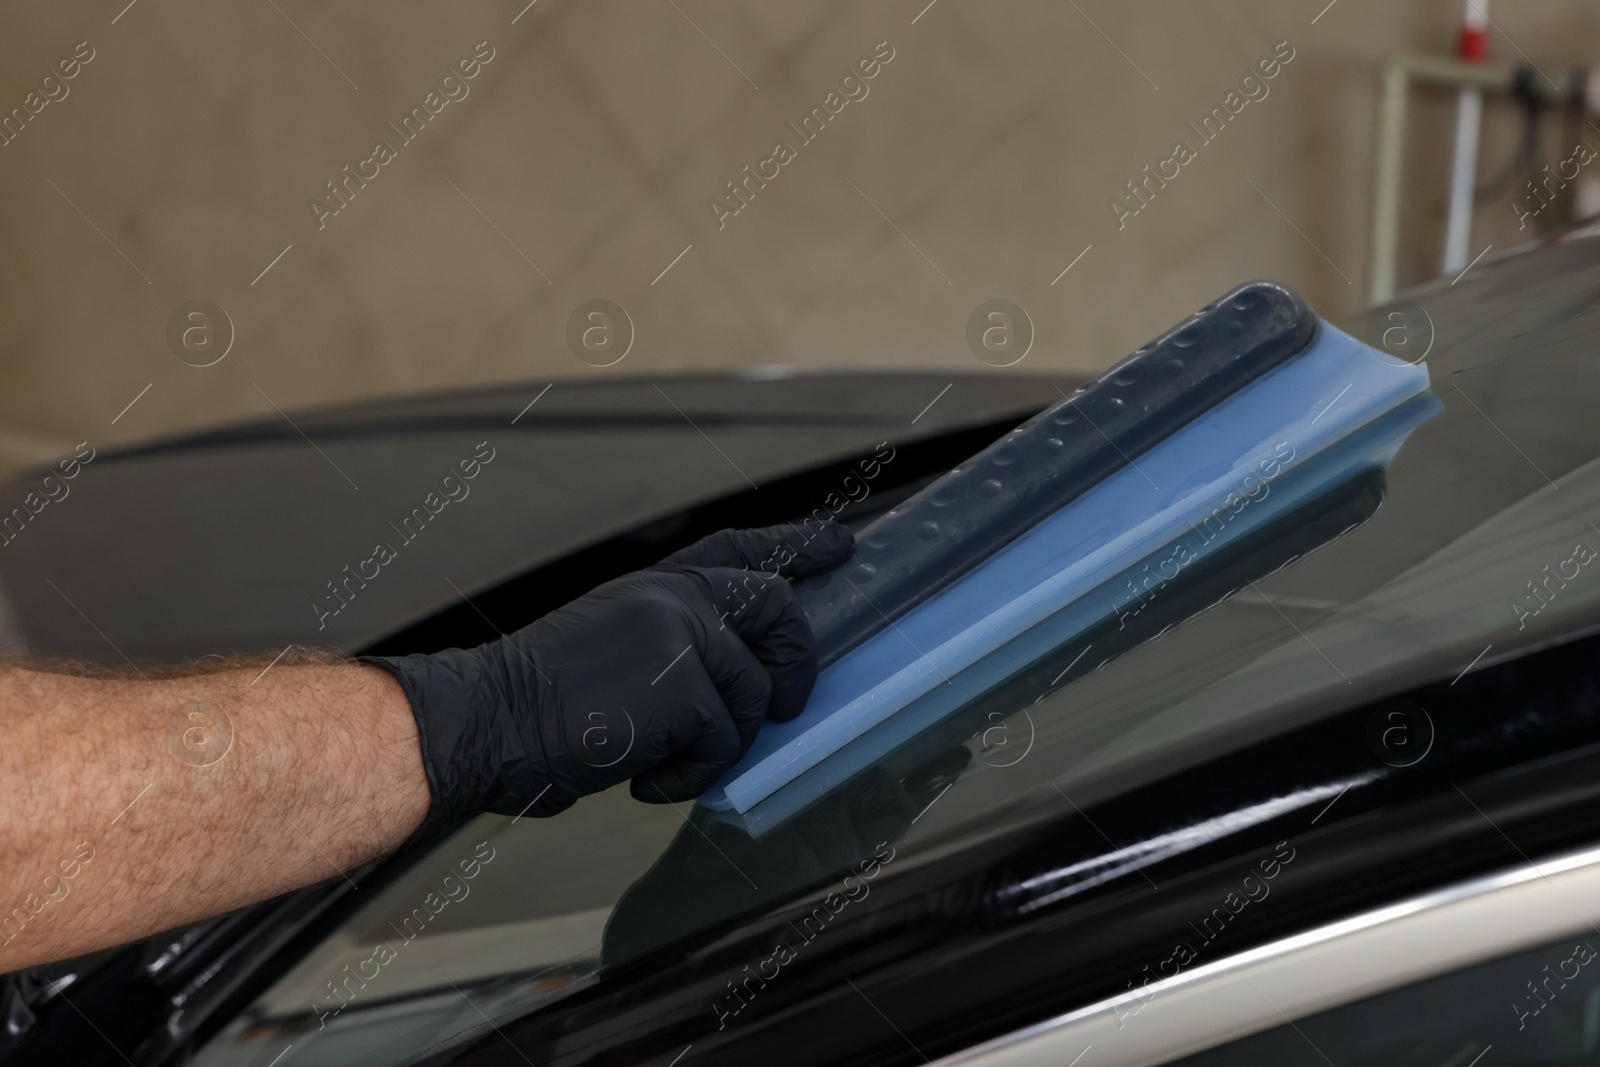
[0,370,1058,662]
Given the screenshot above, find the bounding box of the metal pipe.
[1442,0,1490,274]
[1369,62,1411,306]
[1366,54,1583,304]
[1442,86,1483,273]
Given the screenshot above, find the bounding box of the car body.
[7,224,1600,1066]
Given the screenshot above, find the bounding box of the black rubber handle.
[796,280,1317,667]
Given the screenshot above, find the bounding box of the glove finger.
[700,613,774,756]
[696,565,818,723]
[662,521,855,579]
[662,567,777,750]
[630,656,744,803]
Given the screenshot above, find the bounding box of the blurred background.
[1,0,1596,473]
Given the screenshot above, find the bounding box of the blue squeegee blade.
[718,392,1440,837]
[699,316,1437,815]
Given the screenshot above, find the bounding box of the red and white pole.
[1443,0,1489,274]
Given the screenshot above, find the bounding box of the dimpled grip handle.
[795,280,1317,667]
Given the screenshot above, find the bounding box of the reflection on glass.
[189,794,682,1067]
[605,464,1394,962]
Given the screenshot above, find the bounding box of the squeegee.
[698,281,1441,821]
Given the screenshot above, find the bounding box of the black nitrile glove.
[364,522,855,844]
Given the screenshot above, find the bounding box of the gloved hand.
[364,522,855,844]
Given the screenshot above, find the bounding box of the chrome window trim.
[931,842,1600,1067]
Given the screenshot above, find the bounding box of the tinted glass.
[190,796,683,1067]
[197,241,1600,1064]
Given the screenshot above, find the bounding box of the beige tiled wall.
[2,0,1597,471]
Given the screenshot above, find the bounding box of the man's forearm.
[0,658,429,972]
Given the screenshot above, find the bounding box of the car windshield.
[193,253,1600,1067]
